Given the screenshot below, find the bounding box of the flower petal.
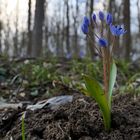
[81,24,88,34]
[106,13,113,25]
[110,24,127,36]
[92,13,96,22]
[98,38,108,47]
[99,11,104,21]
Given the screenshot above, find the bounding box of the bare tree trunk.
[20,31,26,56]
[85,0,95,59]
[108,0,114,38]
[61,3,65,57]
[32,0,45,57]
[4,19,10,55]
[65,0,70,54]
[85,0,89,14]
[108,0,113,12]
[13,0,19,57]
[123,0,131,61]
[72,0,79,58]
[44,1,49,57]
[0,21,2,54]
[44,24,48,56]
[55,1,61,57]
[88,0,95,60]
[108,0,119,57]
[56,23,61,57]
[27,0,32,57]
[58,4,64,58]
[0,4,1,54]
[85,0,89,56]
[137,0,140,34]
[89,0,93,24]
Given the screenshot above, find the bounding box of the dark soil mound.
[1,93,140,140]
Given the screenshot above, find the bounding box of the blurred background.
[0,0,139,61]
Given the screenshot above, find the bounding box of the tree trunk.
[13,0,19,57]
[85,0,89,56]
[0,4,1,54]
[27,0,32,57]
[0,21,2,54]
[137,0,140,34]
[56,23,61,57]
[108,0,120,57]
[4,19,10,55]
[108,0,114,44]
[44,1,49,57]
[65,0,70,54]
[88,0,95,60]
[72,0,79,58]
[61,3,66,57]
[123,0,131,61]
[32,0,45,57]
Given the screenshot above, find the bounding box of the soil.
[0,92,140,140]
[0,58,140,140]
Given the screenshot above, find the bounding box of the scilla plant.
[81,11,126,131]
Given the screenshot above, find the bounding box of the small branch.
[87,34,102,57]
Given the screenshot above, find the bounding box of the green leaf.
[22,114,25,140]
[83,75,111,131]
[108,61,117,109]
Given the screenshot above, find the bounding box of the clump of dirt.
[1,93,140,140]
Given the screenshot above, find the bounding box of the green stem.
[102,48,108,100]
[22,114,25,140]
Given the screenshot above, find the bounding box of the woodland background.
[0,0,139,61]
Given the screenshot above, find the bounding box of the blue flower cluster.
[81,11,126,47]
[110,25,127,36]
[81,16,90,34]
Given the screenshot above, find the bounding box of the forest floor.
[0,57,140,140]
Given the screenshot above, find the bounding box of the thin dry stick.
[87,34,102,57]
[101,22,104,37]
[88,29,102,56]
[94,21,100,33]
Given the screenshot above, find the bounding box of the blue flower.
[98,38,108,47]
[92,13,96,22]
[66,53,72,59]
[81,24,88,34]
[83,16,90,26]
[99,11,104,21]
[106,13,113,25]
[110,24,127,36]
[79,50,85,58]
[81,16,90,34]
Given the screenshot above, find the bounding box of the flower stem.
[111,36,116,55]
[102,48,108,99]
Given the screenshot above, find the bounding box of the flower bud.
[92,13,96,22]
[99,11,104,21]
[81,24,88,34]
[106,13,113,25]
[83,16,90,26]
